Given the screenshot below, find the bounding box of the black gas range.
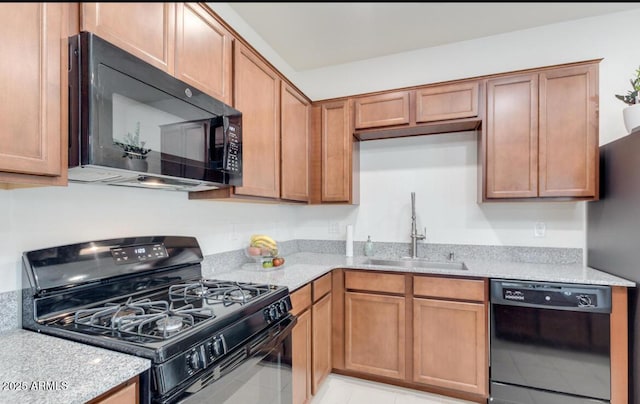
[21,236,295,404]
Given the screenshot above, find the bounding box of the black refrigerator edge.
[587,129,640,402]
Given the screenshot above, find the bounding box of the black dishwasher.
[489,279,612,404]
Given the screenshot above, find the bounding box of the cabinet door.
[233,43,281,198]
[485,74,539,198]
[0,3,67,185]
[81,3,175,73]
[281,82,310,201]
[539,64,598,198]
[354,91,410,129]
[175,3,232,105]
[292,308,312,404]
[413,298,487,396]
[416,81,479,123]
[321,101,351,202]
[87,375,138,404]
[345,291,405,380]
[312,292,332,394]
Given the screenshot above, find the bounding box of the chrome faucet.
[410,192,426,259]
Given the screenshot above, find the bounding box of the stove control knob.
[279,300,288,314]
[577,295,593,307]
[211,337,225,357]
[270,306,278,320]
[187,349,204,373]
[264,306,274,322]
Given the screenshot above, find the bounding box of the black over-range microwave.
[68,31,242,191]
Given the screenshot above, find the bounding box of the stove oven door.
[162,314,296,404]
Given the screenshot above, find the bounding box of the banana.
[250,234,277,249]
[250,234,278,256]
[253,241,275,250]
[250,234,270,244]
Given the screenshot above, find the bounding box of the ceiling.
[227,2,640,71]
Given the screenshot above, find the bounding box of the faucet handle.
[419,227,426,240]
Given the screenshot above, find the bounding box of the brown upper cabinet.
[174,3,233,105]
[82,3,233,105]
[0,3,71,188]
[81,3,176,73]
[353,81,482,141]
[281,82,310,202]
[416,81,479,123]
[354,91,410,129]
[484,61,599,200]
[230,43,281,199]
[310,100,359,204]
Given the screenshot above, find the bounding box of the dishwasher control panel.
[491,280,612,313]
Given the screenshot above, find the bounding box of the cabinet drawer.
[354,91,410,129]
[345,271,405,294]
[413,276,485,302]
[290,284,311,315]
[313,273,332,302]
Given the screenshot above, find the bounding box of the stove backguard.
[23,236,203,294]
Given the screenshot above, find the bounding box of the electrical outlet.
[328,221,339,234]
[534,222,546,237]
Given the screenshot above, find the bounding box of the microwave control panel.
[224,120,241,173]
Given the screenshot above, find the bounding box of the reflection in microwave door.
[113,121,152,160]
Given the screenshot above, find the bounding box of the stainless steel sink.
[362,258,468,271]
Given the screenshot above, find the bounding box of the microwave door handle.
[221,115,229,171]
[208,116,228,171]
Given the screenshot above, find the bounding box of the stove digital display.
[111,243,168,265]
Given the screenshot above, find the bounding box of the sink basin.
[362,258,468,271]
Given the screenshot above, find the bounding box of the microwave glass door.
[91,63,217,177]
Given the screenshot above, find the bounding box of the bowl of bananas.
[245,234,286,270]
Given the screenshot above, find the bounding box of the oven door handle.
[169,314,296,403]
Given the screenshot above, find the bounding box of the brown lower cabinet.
[341,269,407,383]
[345,291,406,379]
[413,298,487,395]
[87,375,139,404]
[290,272,332,404]
[333,270,489,403]
[292,307,312,404]
[312,289,332,393]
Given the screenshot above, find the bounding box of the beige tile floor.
[311,374,476,404]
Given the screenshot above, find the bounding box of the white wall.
[0,184,298,293]
[4,7,638,293]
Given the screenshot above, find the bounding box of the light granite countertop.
[208,252,636,292]
[0,329,150,404]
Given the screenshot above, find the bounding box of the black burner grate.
[73,297,215,340]
[169,280,272,305]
